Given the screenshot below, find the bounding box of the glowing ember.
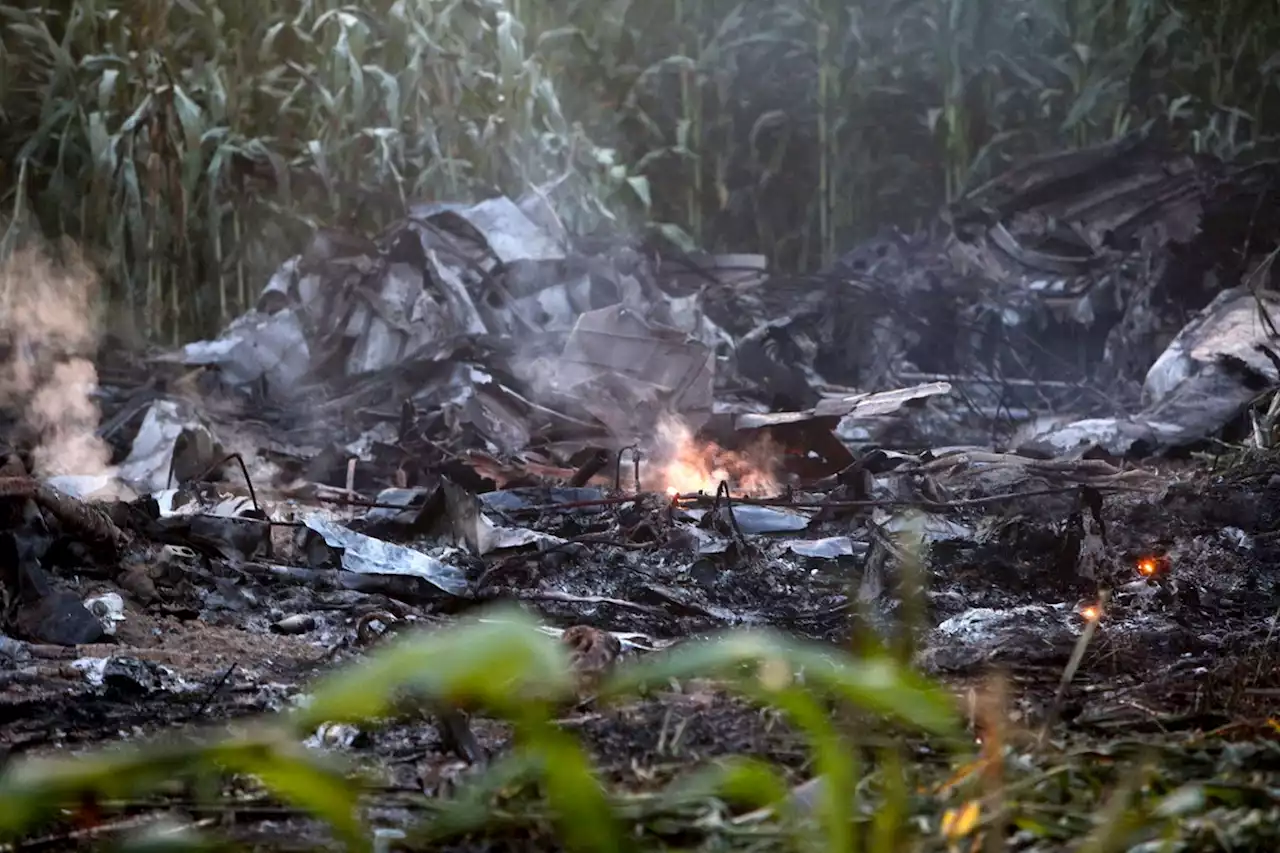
[1080,604,1101,623]
[1137,557,1158,577]
[648,415,779,497]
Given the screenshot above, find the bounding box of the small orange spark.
[1137,557,1158,577]
[1080,604,1101,622]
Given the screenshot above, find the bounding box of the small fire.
[1136,554,1172,579]
[1080,604,1101,623]
[648,415,779,497]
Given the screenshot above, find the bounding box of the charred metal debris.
[6,127,1280,762]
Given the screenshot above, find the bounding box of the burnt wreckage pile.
[5,128,1280,761]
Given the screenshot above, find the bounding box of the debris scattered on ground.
[7,129,1280,847]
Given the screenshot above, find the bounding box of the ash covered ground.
[6,134,1280,849]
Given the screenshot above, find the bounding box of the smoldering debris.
[8,132,1280,845]
[141,128,1280,462]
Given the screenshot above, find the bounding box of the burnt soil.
[6,455,1280,850]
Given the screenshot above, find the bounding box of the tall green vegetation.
[1,0,1277,342]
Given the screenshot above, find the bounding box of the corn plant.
[0,0,650,344]
[5,0,1280,335]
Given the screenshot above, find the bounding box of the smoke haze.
[0,243,112,478]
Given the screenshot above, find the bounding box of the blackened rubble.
[6,128,1280,842]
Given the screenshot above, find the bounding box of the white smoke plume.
[0,243,112,478]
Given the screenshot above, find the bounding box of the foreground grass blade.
[0,743,206,837]
[762,686,857,853]
[661,756,792,814]
[0,734,367,849]
[210,735,369,852]
[290,607,576,732]
[0,608,963,850]
[597,629,960,736]
[526,725,627,853]
[411,752,545,842]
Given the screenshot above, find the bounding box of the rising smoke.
[0,242,112,478]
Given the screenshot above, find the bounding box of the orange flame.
[648,415,779,497]
[1080,604,1101,623]
[1137,557,1158,577]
